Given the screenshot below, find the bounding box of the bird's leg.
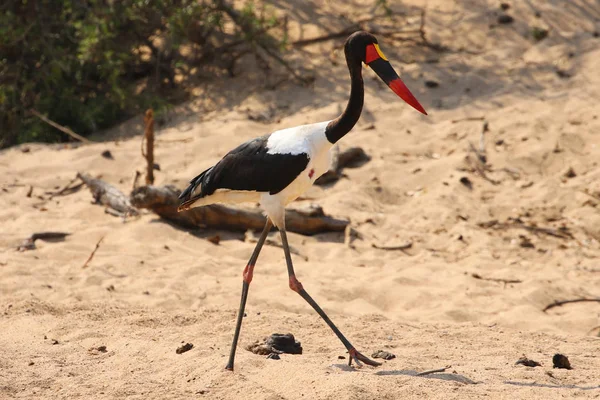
[279,227,381,368]
[225,218,273,371]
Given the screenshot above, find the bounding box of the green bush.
[0,0,280,148]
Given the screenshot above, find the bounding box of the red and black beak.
[365,43,427,115]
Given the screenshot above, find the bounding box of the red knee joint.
[289,275,304,292]
[243,264,254,283]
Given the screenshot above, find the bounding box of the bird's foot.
[348,348,382,368]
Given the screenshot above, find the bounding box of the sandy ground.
[1,0,600,398]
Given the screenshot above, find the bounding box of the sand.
[1,0,600,398]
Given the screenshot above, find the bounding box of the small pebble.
[531,27,549,41]
[176,343,194,354]
[497,14,514,24]
[563,167,576,178]
[460,176,473,190]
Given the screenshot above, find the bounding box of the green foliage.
[374,0,393,17]
[0,0,282,148]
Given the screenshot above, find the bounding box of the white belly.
[261,146,331,227]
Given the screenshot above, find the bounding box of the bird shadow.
[147,218,245,242]
[374,369,479,385]
[331,364,478,385]
[504,381,600,391]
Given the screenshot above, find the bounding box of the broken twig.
[292,10,446,52]
[82,236,105,268]
[543,298,600,312]
[471,273,522,284]
[315,146,371,185]
[372,242,413,251]
[451,117,485,123]
[143,109,155,185]
[29,109,92,143]
[518,223,573,240]
[47,175,85,199]
[478,219,573,240]
[479,121,489,162]
[417,365,451,376]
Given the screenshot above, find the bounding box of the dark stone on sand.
[246,333,303,356]
[460,176,473,190]
[553,353,572,369]
[176,342,194,354]
[497,14,514,24]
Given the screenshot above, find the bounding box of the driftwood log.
[77,172,139,217]
[315,146,371,185]
[130,185,349,235]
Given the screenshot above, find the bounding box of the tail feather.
[177,167,212,211]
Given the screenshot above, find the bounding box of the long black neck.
[325,56,364,144]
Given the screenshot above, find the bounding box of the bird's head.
[345,31,427,115]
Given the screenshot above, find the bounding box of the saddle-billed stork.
[178,31,427,370]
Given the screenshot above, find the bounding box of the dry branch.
[82,236,105,268]
[543,298,600,312]
[291,10,446,52]
[30,109,92,143]
[315,146,370,185]
[519,224,573,239]
[77,173,139,217]
[47,175,85,199]
[478,219,573,240]
[466,121,498,185]
[372,242,413,251]
[451,117,485,124]
[142,109,155,185]
[471,273,522,285]
[130,185,349,235]
[291,15,383,47]
[416,365,451,376]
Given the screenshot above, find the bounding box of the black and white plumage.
[178,121,331,226]
[177,31,427,371]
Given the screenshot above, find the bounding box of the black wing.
[179,135,309,205]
